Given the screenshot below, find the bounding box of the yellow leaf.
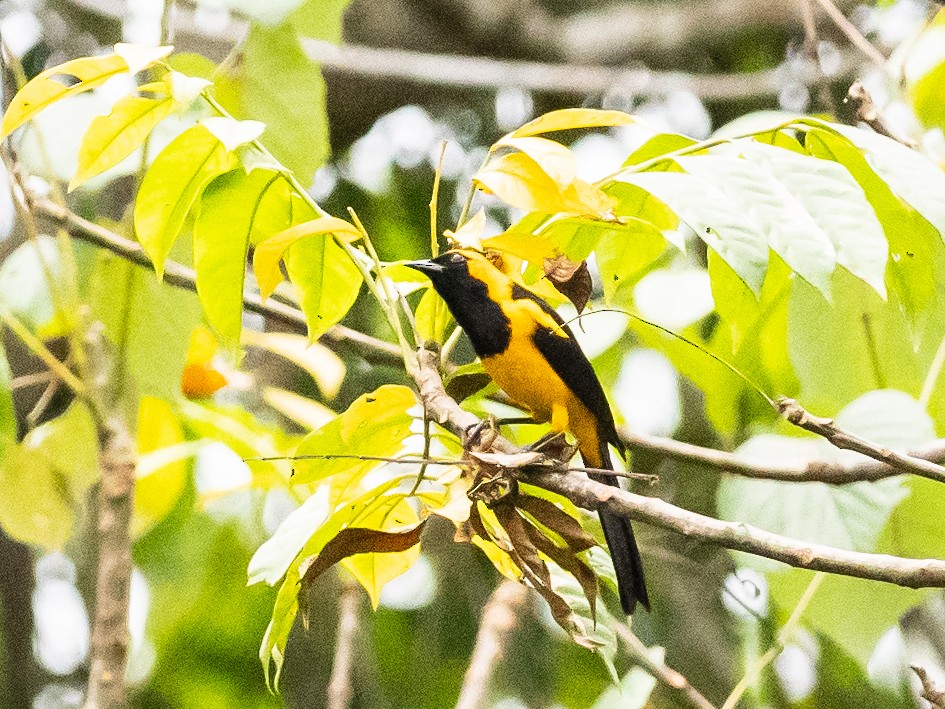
[1,44,171,139]
[496,135,577,187]
[252,217,361,299]
[340,496,421,608]
[70,94,176,191]
[444,207,486,250]
[475,152,614,218]
[417,475,471,523]
[263,387,336,430]
[243,330,346,399]
[510,108,634,138]
[482,230,559,266]
[134,124,237,276]
[134,396,188,537]
[471,537,521,581]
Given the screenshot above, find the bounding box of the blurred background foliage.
[2,0,945,708]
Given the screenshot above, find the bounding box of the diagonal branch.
[612,623,717,709]
[327,577,361,709]
[778,397,945,484]
[28,194,403,367]
[412,346,945,590]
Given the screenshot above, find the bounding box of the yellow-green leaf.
[339,497,422,608]
[415,287,453,344]
[134,396,190,537]
[496,135,577,187]
[263,387,336,430]
[292,384,417,487]
[194,169,288,346]
[70,94,175,191]
[474,152,615,217]
[252,217,361,299]
[1,43,171,139]
[510,108,634,139]
[134,124,237,277]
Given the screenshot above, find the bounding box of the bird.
[407,248,649,614]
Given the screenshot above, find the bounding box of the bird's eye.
[449,253,465,264]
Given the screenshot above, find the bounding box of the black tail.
[592,441,650,614]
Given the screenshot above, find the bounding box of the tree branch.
[778,397,945,485]
[28,194,403,367]
[912,665,945,709]
[67,0,856,101]
[455,579,528,709]
[327,577,361,709]
[412,346,945,590]
[620,429,945,485]
[612,623,717,709]
[84,415,136,709]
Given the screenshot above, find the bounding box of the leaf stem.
[430,140,447,258]
[0,309,86,396]
[920,331,945,409]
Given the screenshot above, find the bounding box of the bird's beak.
[405,259,445,275]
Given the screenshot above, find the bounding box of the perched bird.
[407,249,649,614]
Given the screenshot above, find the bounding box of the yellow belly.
[481,332,603,466]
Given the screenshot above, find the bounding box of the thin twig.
[778,397,945,484]
[26,194,403,366]
[0,309,86,395]
[845,79,916,148]
[412,346,945,589]
[620,429,945,485]
[455,580,528,709]
[811,0,887,67]
[612,623,717,709]
[327,577,361,709]
[721,572,825,709]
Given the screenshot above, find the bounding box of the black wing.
[511,284,621,452]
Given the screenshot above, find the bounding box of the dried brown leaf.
[544,253,592,314]
[517,495,597,553]
[523,520,598,623]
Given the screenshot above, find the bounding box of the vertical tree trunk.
[0,529,37,707]
[84,419,136,709]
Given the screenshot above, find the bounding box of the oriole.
[408,249,649,614]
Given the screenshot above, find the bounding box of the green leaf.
[828,122,945,242]
[89,252,202,404]
[259,560,300,692]
[744,142,888,297]
[674,151,837,296]
[289,0,351,39]
[70,93,176,191]
[0,235,70,337]
[618,170,769,294]
[284,229,363,342]
[811,632,912,708]
[787,271,921,410]
[0,403,98,549]
[215,22,329,186]
[291,384,418,487]
[0,43,171,138]
[595,218,668,306]
[194,169,288,346]
[134,124,237,276]
[622,132,696,167]
[248,476,410,586]
[0,340,14,442]
[415,287,453,344]
[719,389,929,563]
[802,127,939,328]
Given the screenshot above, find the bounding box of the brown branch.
[845,79,917,148]
[28,194,403,367]
[67,0,856,101]
[912,665,945,709]
[412,347,945,590]
[811,0,887,67]
[778,397,945,485]
[455,579,529,709]
[84,416,136,709]
[327,578,361,709]
[620,429,945,485]
[612,623,716,709]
